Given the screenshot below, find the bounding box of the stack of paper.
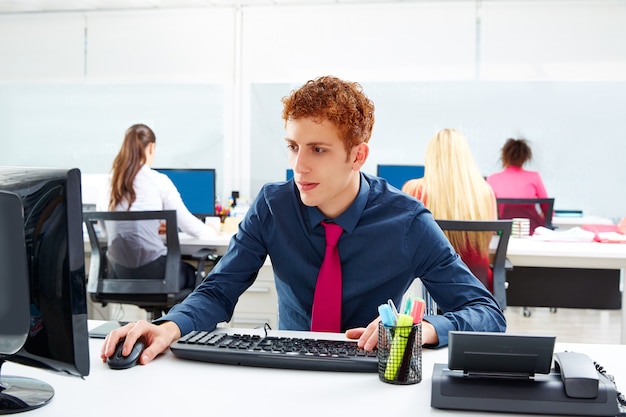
[531,227,596,242]
[596,232,626,243]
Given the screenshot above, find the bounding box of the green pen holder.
[377,321,422,385]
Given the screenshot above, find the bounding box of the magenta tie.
[310,221,344,332]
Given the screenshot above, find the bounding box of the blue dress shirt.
[160,173,506,347]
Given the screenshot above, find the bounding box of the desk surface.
[506,237,626,269]
[82,231,235,257]
[178,232,233,256]
[178,231,626,269]
[4,322,626,417]
[553,215,614,229]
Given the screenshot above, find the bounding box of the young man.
[102,76,506,366]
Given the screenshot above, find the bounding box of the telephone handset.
[553,351,599,399]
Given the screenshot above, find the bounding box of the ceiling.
[0,0,426,15]
[0,0,588,15]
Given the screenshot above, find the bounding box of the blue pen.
[378,304,396,326]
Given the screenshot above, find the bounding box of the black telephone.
[433,334,624,416]
[553,351,599,399]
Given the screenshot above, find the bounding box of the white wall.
[241,3,477,82]
[0,1,625,218]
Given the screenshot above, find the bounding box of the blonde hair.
[421,128,495,253]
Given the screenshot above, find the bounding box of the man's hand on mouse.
[101,320,181,366]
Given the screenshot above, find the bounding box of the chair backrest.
[435,219,513,311]
[495,198,555,232]
[83,210,189,318]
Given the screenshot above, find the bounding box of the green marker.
[383,313,414,381]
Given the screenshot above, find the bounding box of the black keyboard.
[170,328,378,372]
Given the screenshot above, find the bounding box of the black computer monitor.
[376,164,425,190]
[155,168,216,219]
[0,167,90,413]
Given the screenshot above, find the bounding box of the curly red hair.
[281,75,375,154]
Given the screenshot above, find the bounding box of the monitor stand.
[0,361,54,414]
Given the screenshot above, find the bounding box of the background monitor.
[286,169,293,181]
[376,164,425,190]
[0,167,90,413]
[155,168,216,219]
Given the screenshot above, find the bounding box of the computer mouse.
[107,339,146,370]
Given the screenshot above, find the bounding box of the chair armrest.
[190,247,216,260]
[190,248,217,286]
[505,258,513,270]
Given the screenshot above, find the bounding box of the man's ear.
[351,143,369,171]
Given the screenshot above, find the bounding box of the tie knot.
[322,221,343,247]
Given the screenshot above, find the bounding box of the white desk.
[552,215,614,231]
[506,238,626,343]
[83,232,234,257]
[506,238,626,270]
[178,234,278,329]
[178,232,233,256]
[178,232,626,270]
[4,322,626,417]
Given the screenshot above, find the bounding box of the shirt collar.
[305,172,370,233]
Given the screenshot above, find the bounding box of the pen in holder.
[378,320,422,385]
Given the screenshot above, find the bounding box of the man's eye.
[287,144,297,151]
[313,147,325,153]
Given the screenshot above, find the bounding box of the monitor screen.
[0,166,90,412]
[286,169,293,181]
[0,191,30,356]
[155,168,216,218]
[376,164,425,190]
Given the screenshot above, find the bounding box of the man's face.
[285,117,367,219]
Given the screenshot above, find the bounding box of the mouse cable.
[254,322,272,337]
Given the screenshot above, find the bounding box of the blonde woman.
[402,128,497,292]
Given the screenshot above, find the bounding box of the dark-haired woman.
[102,124,217,290]
[487,138,549,233]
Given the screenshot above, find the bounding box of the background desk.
[179,232,279,329]
[552,215,614,231]
[84,232,279,329]
[179,232,232,257]
[505,238,626,343]
[506,238,626,270]
[4,322,626,417]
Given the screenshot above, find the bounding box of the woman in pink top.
[487,138,549,233]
